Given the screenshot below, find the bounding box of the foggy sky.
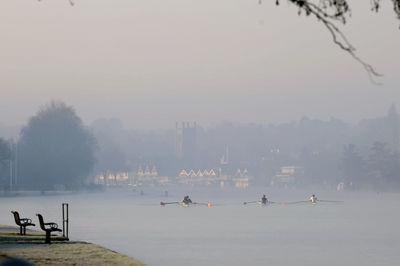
[0,0,399,130]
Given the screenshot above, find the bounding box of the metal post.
[8,141,14,191]
[15,142,18,186]
[66,203,69,238]
[62,203,69,239]
[62,204,65,237]
[9,159,13,191]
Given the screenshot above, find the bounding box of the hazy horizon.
[0,103,396,133]
[1,2,400,266]
[1,0,399,130]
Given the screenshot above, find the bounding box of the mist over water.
[1,1,400,265]
[1,1,400,129]
[1,188,399,266]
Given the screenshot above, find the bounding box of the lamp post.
[14,141,18,187]
[9,140,13,191]
[9,158,12,191]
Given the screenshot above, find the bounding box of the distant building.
[176,167,251,188]
[271,166,304,187]
[175,122,197,167]
[134,165,169,186]
[94,172,130,186]
[220,145,229,165]
[177,169,219,186]
[232,168,250,188]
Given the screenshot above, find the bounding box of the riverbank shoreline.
[0,225,144,266]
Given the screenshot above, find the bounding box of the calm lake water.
[1,187,400,266]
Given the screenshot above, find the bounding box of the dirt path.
[0,225,145,266]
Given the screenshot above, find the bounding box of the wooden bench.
[11,211,35,235]
[36,213,62,244]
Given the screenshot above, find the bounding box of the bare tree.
[18,101,97,190]
[269,0,400,83]
[37,0,74,6]
[0,138,11,163]
[339,144,365,189]
[0,138,12,188]
[38,0,399,82]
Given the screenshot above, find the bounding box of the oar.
[318,200,344,203]
[193,202,213,207]
[260,201,277,205]
[284,200,309,205]
[160,201,179,206]
[243,201,259,205]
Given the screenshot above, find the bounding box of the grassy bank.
[0,225,145,266]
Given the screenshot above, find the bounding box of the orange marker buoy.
[208,203,212,207]
[281,202,286,206]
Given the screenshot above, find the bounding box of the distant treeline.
[0,102,399,191]
[89,104,400,190]
[0,101,96,191]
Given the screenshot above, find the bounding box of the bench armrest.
[44,222,58,229]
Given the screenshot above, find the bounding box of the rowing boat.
[160,201,212,207]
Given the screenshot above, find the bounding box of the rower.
[309,194,317,203]
[182,195,192,205]
[261,195,268,205]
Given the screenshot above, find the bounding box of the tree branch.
[275,0,383,84]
